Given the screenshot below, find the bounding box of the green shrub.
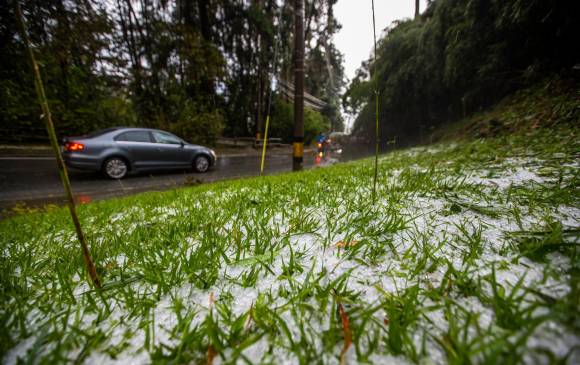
[169,103,224,145]
[270,97,330,144]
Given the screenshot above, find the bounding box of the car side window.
[152,131,182,145]
[115,131,152,143]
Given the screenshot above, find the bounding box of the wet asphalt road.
[0,149,368,214]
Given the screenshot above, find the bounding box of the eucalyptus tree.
[1,0,345,144]
[346,0,580,146]
[0,0,128,142]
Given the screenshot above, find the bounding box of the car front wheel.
[103,157,128,179]
[193,155,210,173]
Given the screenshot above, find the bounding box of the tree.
[346,0,580,146]
[1,0,345,144]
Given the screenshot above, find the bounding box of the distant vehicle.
[62,127,217,179]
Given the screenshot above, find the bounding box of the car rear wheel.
[193,155,210,173]
[103,157,128,179]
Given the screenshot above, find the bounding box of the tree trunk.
[323,0,335,130]
[256,67,264,140]
[415,0,420,19]
[304,0,316,47]
[197,0,215,97]
[198,0,211,42]
[254,0,264,140]
[55,0,71,104]
[116,0,142,94]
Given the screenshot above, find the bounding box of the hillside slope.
[345,0,579,145]
[434,76,579,142]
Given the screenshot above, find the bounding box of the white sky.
[334,0,428,82]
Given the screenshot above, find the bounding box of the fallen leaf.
[335,240,359,248]
[206,346,216,365]
[337,300,352,365]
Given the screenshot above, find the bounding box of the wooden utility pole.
[15,1,101,288]
[414,0,420,19]
[292,0,305,171]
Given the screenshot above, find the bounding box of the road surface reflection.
[0,145,374,216]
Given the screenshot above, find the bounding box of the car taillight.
[65,142,84,151]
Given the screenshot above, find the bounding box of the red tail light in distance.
[64,142,84,151]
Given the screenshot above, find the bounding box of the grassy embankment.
[1,79,579,364]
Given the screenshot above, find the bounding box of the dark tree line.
[0,0,345,144]
[344,0,580,146]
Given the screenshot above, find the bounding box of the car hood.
[184,143,209,150]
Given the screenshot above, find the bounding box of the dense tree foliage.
[0,0,344,144]
[269,95,330,144]
[345,0,580,146]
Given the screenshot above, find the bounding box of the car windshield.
[152,131,183,144]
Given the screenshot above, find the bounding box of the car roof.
[113,127,171,133]
[105,127,155,134]
[86,127,178,140]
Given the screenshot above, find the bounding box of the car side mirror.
[180,141,185,147]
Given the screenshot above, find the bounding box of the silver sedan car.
[62,127,217,179]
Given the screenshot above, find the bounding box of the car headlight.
[209,149,217,160]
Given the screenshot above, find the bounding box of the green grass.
[1,102,579,362]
